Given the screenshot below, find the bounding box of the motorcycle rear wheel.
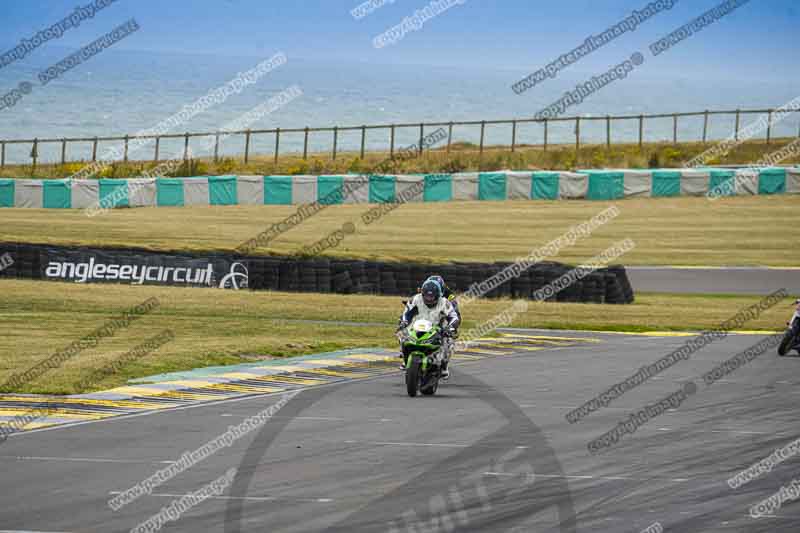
[421,372,439,396]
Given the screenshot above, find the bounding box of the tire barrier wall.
[1,168,798,209]
[0,242,634,304]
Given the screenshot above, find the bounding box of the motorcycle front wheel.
[406,358,421,397]
[778,329,795,356]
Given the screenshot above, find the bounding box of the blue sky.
[0,0,797,80]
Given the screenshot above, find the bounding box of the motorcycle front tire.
[406,358,421,397]
[778,329,796,356]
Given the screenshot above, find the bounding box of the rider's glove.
[397,320,409,331]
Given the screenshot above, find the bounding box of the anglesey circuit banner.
[39,247,249,289]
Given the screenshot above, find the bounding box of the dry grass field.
[0,279,789,394]
[1,195,798,266]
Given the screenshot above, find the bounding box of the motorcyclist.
[398,279,460,379]
[423,275,461,326]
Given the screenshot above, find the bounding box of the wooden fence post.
[638,114,644,149]
[274,128,281,165]
[418,123,424,156]
[543,119,548,151]
[183,133,190,161]
[332,126,338,160]
[734,109,740,141]
[154,136,160,162]
[360,126,366,159]
[124,135,129,162]
[389,125,395,158]
[446,122,453,154]
[303,127,309,160]
[214,133,220,163]
[1,141,5,168]
[479,120,486,159]
[244,130,251,163]
[575,117,581,156]
[606,116,611,149]
[703,110,709,144]
[767,109,773,145]
[672,114,678,144]
[61,139,67,165]
[31,138,38,170]
[511,120,517,152]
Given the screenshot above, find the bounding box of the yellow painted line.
[254,365,310,373]
[102,386,174,396]
[3,420,60,430]
[499,334,600,343]
[0,409,111,420]
[304,359,371,368]
[594,330,780,337]
[219,372,264,380]
[516,339,575,346]
[250,375,327,386]
[73,399,171,409]
[343,354,396,362]
[154,391,222,401]
[0,396,166,409]
[471,342,522,350]
[472,337,521,344]
[459,348,509,356]
[573,330,691,337]
[203,383,284,394]
[21,421,62,429]
[639,331,697,337]
[156,380,220,389]
[301,368,370,378]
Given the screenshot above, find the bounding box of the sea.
[1,47,799,165]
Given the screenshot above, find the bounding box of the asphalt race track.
[1,329,798,532]
[627,267,800,295]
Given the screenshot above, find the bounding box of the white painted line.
[345,440,466,448]
[483,472,690,482]
[0,456,174,464]
[224,415,392,422]
[519,404,632,411]
[344,440,529,449]
[108,491,333,503]
[0,530,74,533]
[709,429,769,435]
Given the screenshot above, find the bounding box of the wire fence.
[2,107,799,169]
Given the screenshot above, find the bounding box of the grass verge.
[2,196,799,266]
[0,279,792,395]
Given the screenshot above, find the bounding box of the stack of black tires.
[247,256,634,304]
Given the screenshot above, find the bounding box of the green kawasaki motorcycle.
[397,318,446,397]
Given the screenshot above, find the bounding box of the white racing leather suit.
[400,294,460,363]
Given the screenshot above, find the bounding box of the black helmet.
[421,279,441,308]
[426,275,445,292]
